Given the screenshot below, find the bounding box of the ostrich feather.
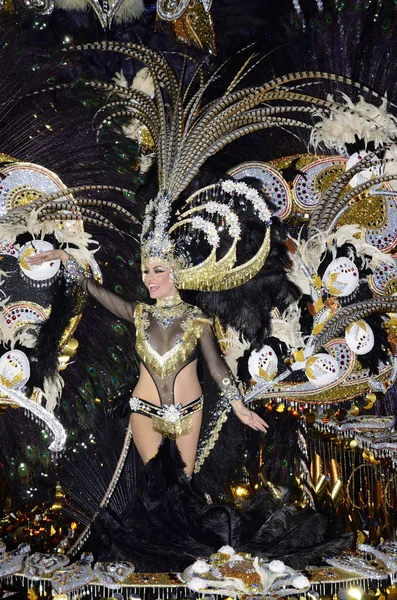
[139,153,155,174]
[111,68,155,159]
[54,0,89,10]
[112,0,145,24]
[0,313,14,346]
[131,68,155,98]
[43,373,65,414]
[330,224,394,267]
[286,257,312,296]
[219,327,250,377]
[112,70,129,89]
[271,304,305,350]
[13,327,38,349]
[54,0,144,22]
[293,231,327,276]
[310,94,397,151]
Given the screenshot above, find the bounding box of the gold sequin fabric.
[134,302,210,378]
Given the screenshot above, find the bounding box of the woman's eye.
[154,269,165,274]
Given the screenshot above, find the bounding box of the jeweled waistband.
[129,396,203,438]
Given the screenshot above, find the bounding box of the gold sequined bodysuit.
[80,280,242,435]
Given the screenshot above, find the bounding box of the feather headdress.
[65,42,397,292]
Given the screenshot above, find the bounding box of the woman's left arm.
[199,323,268,432]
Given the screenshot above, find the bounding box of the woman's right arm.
[78,278,135,321]
[28,249,135,322]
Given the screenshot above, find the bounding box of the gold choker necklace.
[148,294,185,328]
[156,294,183,310]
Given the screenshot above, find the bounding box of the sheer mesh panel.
[139,311,200,405]
[81,279,242,406]
[80,279,135,321]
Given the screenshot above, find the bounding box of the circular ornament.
[0,162,72,216]
[2,302,48,334]
[345,320,375,355]
[248,345,278,381]
[19,240,60,284]
[0,349,30,389]
[305,353,339,386]
[322,257,359,297]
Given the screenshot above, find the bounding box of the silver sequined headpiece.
[140,180,272,290]
[141,191,175,265]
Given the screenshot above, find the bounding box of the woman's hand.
[27,249,69,265]
[232,400,269,432]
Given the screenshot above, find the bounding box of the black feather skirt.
[90,438,354,573]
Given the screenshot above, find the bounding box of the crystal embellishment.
[129,397,143,412]
[93,561,135,589]
[161,403,183,423]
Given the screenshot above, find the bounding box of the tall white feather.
[218,327,250,378]
[43,374,65,414]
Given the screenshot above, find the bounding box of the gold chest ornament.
[134,299,210,378]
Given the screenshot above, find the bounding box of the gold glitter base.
[172,0,215,53]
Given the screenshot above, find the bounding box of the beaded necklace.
[148,294,185,329]
[134,298,210,378]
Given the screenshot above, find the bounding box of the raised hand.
[27,249,69,265]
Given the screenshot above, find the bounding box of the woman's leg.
[129,413,163,463]
[175,410,202,476]
[130,403,202,473]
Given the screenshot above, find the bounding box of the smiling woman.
[22,40,358,573]
[28,246,268,480]
[25,171,352,572]
[143,260,178,299]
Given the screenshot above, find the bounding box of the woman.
[27,219,352,574]
[24,47,353,569]
[29,250,268,478]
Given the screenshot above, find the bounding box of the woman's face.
[143,260,178,299]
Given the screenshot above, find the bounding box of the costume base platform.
[1,564,397,600]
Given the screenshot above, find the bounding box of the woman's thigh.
[129,413,163,463]
[130,402,202,474]
[175,410,202,476]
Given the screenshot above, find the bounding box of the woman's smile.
[143,259,177,299]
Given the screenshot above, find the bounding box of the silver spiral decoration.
[21,0,54,15]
